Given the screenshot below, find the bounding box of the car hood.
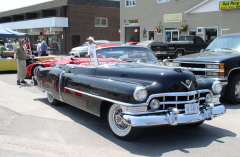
[174,50,240,62]
[95,65,199,93]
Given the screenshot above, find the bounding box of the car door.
[62,66,96,109]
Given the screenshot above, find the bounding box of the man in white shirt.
[85,36,98,65]
[85,36,96,58]
[36,40,42,55]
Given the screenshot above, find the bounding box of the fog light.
[205,93,213,103]
[149,99,160,111]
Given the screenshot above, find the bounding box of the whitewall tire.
[108,104,142,140]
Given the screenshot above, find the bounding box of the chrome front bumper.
[122,104,225,127]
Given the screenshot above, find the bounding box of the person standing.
[14,39,31,85]
[6,40,13,50]
[41,40,48,56]
[0,44,7,57]
[36,40,42,56]
[12,39,18,52]
[85,36,97,65]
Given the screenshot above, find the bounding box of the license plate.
[185,103,199,114]
[155,51,161,54]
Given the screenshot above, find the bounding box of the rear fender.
[36,67,64,100]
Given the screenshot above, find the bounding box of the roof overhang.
[0,17,68,35]
[185,0,210,14]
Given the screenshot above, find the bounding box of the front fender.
[89,77,151,104]
[26,63,40,76]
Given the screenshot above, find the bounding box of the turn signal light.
[219,64,224,69]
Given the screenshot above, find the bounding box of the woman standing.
[41,40,48,56]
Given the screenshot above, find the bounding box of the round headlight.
[133,86,147,102]
[212,81,223,94]
[149,99,160,111]
[205,93,213,103]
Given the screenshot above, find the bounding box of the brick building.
[120,0,240,43]
[0,0,120,54]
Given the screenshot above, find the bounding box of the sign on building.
[124,19,138,26]
[219,1,240,10]
[163,13,182,23]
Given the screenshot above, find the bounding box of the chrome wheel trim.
[108,104,131,137]
[33,66,41,76]
[235,81,240,98]
[177,52,183,57]
[47,92,54,103]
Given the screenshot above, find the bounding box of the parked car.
[135,40,155,48]
[31,45,225,140]
[69,40,109,57]
[125,42,139,45]
[151,36,208,59]
[163,33,240,104]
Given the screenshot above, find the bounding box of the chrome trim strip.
[179,67,224,72]
[228,67,240,77]
[65,87,147,107]
[59,71,65,101]
[173,61,222,65]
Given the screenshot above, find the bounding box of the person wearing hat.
[14,39,31,85]
[85,36,96,58]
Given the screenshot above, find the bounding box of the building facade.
[0,0,120,54]
[120,0,240,43]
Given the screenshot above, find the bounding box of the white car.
[69,40,109,57]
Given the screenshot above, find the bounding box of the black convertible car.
[31,46,225,140]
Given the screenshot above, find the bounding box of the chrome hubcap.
[113,107,128,130]
[47,92,54,102]
[177,53,182,57]
[235,81,240,98]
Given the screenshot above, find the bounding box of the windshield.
[93,47,159,65]
[206,35,240,52]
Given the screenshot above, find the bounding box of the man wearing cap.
[14,39,31,85]
[85,36,96,58]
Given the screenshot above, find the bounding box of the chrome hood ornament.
[181,79,192,89]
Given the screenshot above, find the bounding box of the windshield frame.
[87,46,160,66]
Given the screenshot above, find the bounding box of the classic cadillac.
[31,46,225,140]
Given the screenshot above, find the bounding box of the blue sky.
[0,0,53,12]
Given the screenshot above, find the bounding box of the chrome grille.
[147,90,211,113]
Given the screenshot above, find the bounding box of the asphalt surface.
[0,59,240,157]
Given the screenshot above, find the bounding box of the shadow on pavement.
[33,97,236,156]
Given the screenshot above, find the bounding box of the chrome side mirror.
[200,49,205,53]
[162,59,170,66]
